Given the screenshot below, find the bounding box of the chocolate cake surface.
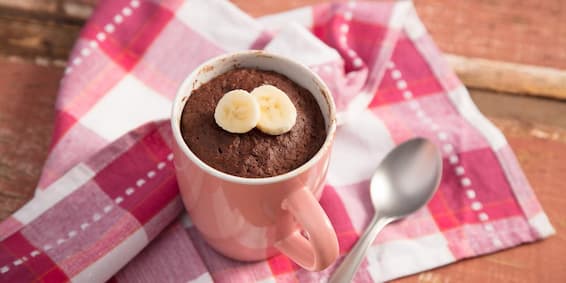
[180,68,326,178]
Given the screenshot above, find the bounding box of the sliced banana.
[251,85,297,135]
[214,89,260,134]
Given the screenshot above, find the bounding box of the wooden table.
[1,0,565,282]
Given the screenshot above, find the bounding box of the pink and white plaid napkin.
[0,0,554,282]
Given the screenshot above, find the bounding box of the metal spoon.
[329,138,442,283]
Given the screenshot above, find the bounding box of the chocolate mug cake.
[180,68,326,178]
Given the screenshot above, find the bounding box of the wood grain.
[0,0,96,19]
[471,89,566,130]
[0,0,58,14]
[447,55,566,101]
[0,12,80,61]
[0,57,59,220]
[414,0,566,70]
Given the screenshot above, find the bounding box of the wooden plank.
[60,0,96,19]
[470,88,566,130]
[414,0,566,70]
[0,0,96,20]
[449,55,566,101]
[0,0,58,14]
[0,12,80,61]
[0,57,59,220]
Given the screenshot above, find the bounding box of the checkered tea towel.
[0,0,554,282]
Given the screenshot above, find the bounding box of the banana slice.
[214,89,260,134]
[251,85,297,135]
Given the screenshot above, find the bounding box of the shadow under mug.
[170,51,339,271]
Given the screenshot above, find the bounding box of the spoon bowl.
[370,138,442,219]
[329,138,442,283]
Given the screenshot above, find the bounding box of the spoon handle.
[329,216,392,283]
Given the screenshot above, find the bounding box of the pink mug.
[170,51,339,271]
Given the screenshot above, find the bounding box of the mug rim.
[170,50,337,185]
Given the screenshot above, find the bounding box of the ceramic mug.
[170,51,339,271]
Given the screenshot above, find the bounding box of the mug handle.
[274,187,339,271]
